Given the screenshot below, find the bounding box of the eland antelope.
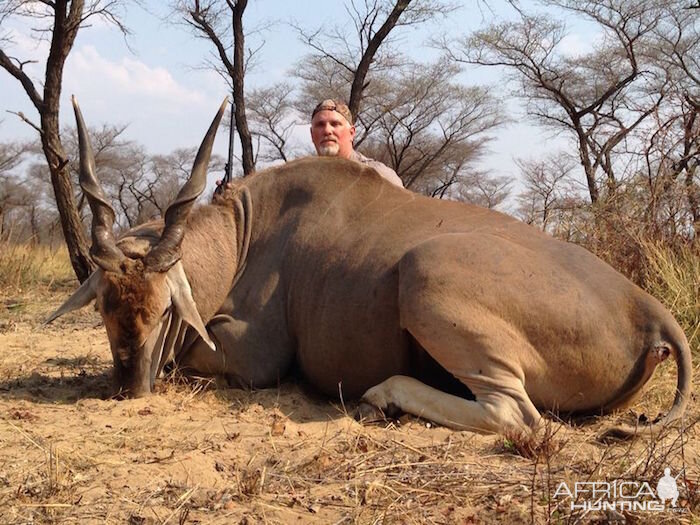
[48,100,692,439]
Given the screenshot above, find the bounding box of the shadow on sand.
[0,359,616,430]
[0,369,113,404]
[0,361,350,425]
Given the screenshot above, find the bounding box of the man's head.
[310,99,355,158]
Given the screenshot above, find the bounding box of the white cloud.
[1,27,221,153]
[55,45,229,154]
[67,45,205,104]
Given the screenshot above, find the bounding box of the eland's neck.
[179,204,239,323]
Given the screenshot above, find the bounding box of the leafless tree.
[318,57,503,197]
[637,91,699,239]
[0,137,31,176]
[294,0,456,137]
[515,153,580,233]
[247,83,299,163]
[0,0,130,281]
[4,128,226,240]
[641,1,699,236]
[289,2,504,197]
[0,168,31,240]
[449,0,671,205]
[62,129,225,228]
[2,146,57,243]
[149,148,225,213]
[457,170,512,210]
[176,0,255,174]
[368,60,504,192]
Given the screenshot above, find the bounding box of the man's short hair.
[311,99,354,125]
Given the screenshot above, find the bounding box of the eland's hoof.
[354,401,387,424]
[354,401,401,424]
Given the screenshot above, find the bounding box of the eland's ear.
[44,271,101,325]
[166,263,216,351]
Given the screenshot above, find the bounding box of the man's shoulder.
[350,150,371,164]
[349,151,404,188]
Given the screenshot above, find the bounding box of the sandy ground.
[0,288,698,524]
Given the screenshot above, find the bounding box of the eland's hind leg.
[361,331,542,434]
[361,315,542,433]
[359,241,542,435]
[361,374,539,433]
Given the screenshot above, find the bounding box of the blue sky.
[0,0,599,183]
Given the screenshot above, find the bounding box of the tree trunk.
[575,129,599,204]
[42,0,95,281]
[232,0,255,176]
[348,0,412,120]
[0,0,128,280]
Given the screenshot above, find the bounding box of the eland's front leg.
[178,314,294,389]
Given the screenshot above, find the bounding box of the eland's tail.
[599,319,693,440]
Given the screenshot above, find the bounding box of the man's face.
[310,110,356,159]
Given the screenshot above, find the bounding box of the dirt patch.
[1,289,698,523]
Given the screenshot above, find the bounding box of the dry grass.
[641,240,700,351]
[1,292,697,524]
[0,243,698,523]
[0,241,75,294]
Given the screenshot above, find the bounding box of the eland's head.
[46,97,227,398]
